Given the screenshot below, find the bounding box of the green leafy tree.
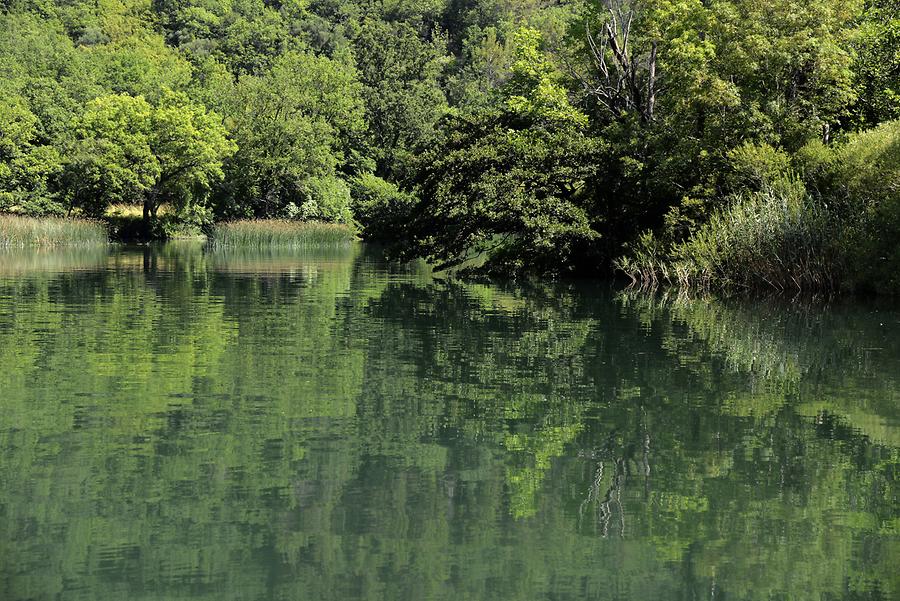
[401,28,601,275]
[61,94,159,217]
[0,95,64,215]
[852,0,900,125]
[504,27,587,127]
[213,49,365,220]
[352,17,449,178]
[64,91,234,225]
[145,90,237,221]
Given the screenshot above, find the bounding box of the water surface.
[1,243,897,600]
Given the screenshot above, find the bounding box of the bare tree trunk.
[143,190,159,235]
[581,1,659,123]
[645,41,657,122]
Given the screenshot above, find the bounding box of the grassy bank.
[0,214,108,247]
[210,220,356,248]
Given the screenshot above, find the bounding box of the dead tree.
[582,0,659,123]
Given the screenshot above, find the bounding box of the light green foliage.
[725,141,793,190]
[852,0,900,124]
[504,27,587,127]
[64,93,160,217]
[294,175,354,224]
[87,34,193,99]
[350,172,417,240]
[148,90,236,216]
[708,0,861,145]
[64,91,234,221]
[0,96,64,215]
[443,1,581,108]
[830,120,900,292]
[831,119,900,206]
[588,0,862,142]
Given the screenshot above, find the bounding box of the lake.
[1,243,897,600]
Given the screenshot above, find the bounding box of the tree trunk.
[143,192,158,239]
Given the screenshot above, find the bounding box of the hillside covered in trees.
[1,0,898,291]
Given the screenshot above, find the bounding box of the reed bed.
[617,180,845,293]
[210,220,356,248]
[0,214,108,247]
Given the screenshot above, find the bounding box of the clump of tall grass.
[630,121,900,295]
[618,178,845,293]
[0,214,108,247]
[210,220,356,248]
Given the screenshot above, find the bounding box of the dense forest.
[1,0,899,290]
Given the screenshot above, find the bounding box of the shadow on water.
[0,243,897,601]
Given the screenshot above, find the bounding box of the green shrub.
[616,231,673,288]
[350,173,416,241]
[672,178,842,291]
[283,176,354,224]
[210,220,356,248]
[620,120,900,295]
[726,142,793,191]
[831,120,900,293]
[0,214,108,246]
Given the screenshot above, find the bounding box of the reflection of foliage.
[0,245,897,600]
[505,423,582,518]
[618,289,900,443]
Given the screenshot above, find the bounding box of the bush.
[673,179,842,291]
[726,142,793,191]
[831,120,900,293]
[620,120,900,295]
[350,173,416,241]
[291,175,354,224]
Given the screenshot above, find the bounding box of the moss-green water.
[0,244,897,601]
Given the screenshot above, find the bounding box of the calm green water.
[1,243,897,601]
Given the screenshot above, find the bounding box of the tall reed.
[210,220,356,248]
[0,214,108,247]
[618,179,846,293]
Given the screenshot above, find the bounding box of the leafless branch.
[583,0,659,122]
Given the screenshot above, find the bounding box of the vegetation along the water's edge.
[210,220,356,248]
[0,214,107,247]
[1,0,898,293]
